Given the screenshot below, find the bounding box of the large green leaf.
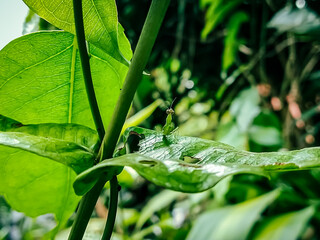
[186,189,280,240]
[74,127,320,195]
[74,153,264,195]
[0,31,127,232]
[0,115,99,174]
[252,206,315,240]
[23,0,132,62]
[0,31,127,127]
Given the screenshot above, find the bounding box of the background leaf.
[248,126,282,147]
[121,99,163,135]
[135,190,184,230]
[186,190,280,240]
[216,120,247,149]
[222,11,248,73]
[23,0,132,62]
[200,0,242,40]
[268,6,320,35]
[230,87,261,132]
[251,206,315,240]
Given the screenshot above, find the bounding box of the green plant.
[0,0,320,239]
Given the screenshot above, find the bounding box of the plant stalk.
[100,0,171,159]
[101,176,119,240]
[72,0,105,140]
[68,177,106,240]
[68,0,171,239]
[69,1,107,239]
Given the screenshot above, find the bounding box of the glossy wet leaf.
[73,150,266,195]
[0,115,99,174]
[0,31,127,127]
[74,127,320,194]
[253,206,315,240]
[23,0,132,62]
[186,190,280,240]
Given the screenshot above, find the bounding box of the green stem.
[68,177,106,240]
[68,1,107,239]
[102,176,119,240]
[100,0,171,159]
[68,0,171,239]
[72,0,105,140]
[259,0,268,83]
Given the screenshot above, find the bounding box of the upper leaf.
[74,127,320,195]
[0,31,128,128]
[22,0,132,62]
[0,115,99,174]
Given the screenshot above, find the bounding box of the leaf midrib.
[68,38,77,123]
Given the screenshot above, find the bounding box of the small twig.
[300,45,320,82]
[172,0,186,58]
[101,176,119,240]
[72,0,105,140]
[259,0,269,83]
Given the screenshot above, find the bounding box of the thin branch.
[102,176,119,240]
[100,0,171,160]
[68,178,107,240]
[72,0,105,140]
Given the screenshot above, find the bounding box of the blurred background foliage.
[1,0,320,239]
